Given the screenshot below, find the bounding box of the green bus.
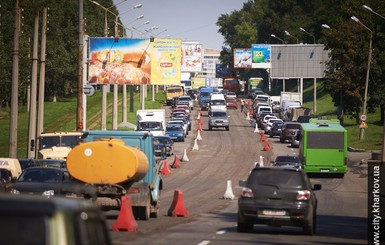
[299,120,348,176]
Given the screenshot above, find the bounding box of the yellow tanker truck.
[66,130,164,220]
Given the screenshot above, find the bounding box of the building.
[196,49,222,88]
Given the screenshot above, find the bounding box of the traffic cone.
[197,130,202,140]
[249,109,254,117]
[259,155,264,166]
[248,100,252,107]
[197,121,202,131]
[260,132,266,142]
[171,154,181,169]
[246,112,250,120]
[161,159,171,175]
[223,180,235,200]
[168,189,188,217]
[253,123,259,133]
[192,138,199,151]
[197,111,201,120]
[263,140,270,151]
[181,149,189,162]
[112,196,138,232]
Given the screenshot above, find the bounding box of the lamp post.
[155,28,167,37]
[363,5,385,20]
[350,16,372,140]
[321,24,331,29]
[270,34,284,43]
[299,27,316,44]
[284,30,299,43]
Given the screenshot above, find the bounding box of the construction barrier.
[168,189,188,217]
[112,196,138,232]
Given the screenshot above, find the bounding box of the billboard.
[181,42,203,72]
[234,48,252,68]
[215,64,233,78]
[88,37,182,85]
[151,38,182,85]
[251,44,271,69]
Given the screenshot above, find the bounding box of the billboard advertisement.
[234,48,252,68]
[251,44,271,69]
[151,38,182,85]
[88,37,182,85]
[215,64,233,78]
[181,42,203,72]
[88,38,151,85]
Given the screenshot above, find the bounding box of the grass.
[0,86,165,158]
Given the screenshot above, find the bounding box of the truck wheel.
[138,202,151,220]
[226,126,229,131]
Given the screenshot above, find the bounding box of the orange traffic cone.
[263,140,270,151]
[161,159,171,175]
[171,154,181,169]
[112,196,138,232]
[168,189,188,217]
[260,132,267,142]
[197,121,202,131]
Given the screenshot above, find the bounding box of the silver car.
[208,109,229,131]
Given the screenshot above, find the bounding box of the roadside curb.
[347,146,367,152]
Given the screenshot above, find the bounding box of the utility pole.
[77,0,84,131]
[27,9,40,159]
[9,0,21,158]
[37,8,47,137]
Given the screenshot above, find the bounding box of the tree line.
[216,0,385,124]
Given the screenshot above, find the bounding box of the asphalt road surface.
[108,101,369,245]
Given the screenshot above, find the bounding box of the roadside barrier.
[181,149,189,162]
[223,180,235,200]
[171,154,181,169]
[112,196,138,232]
[168,189,188,217]
[161,159,171,175]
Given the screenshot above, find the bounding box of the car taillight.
[241,187,254,197]
[297,190,310,200]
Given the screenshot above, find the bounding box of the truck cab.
[37,132,83,159]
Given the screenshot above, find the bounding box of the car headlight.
[178,133,184,136]
[42,190,55,198]
[10,189,20,195]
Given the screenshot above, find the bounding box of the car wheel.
[237,213,253,232]
[209,126,212,131]
[269,132,273,138]
[226,126,229,131]
[182,137,185,142]
[303,213,315,235]
[280,138,285,143]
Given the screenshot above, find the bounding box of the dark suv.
[237,167,321,234]
[280,122,301,143]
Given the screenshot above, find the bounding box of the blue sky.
[112,0,246,50]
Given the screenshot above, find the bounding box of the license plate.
[262,210,286,216]
[320,169,330,172]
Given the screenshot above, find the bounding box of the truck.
[280,92,301,105]
[0,158,22,192]
[223,77,241,94]
[284,107,314,122]
[199,87,214,110]
[136,109,166,137]
[37,131,83,159]
[181,72,192,91]
[67,130,164,220]
[165,85,184,105]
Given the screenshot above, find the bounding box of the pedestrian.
[240,99,245,112]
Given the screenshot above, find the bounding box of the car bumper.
[238,200,313,227]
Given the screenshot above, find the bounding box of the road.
[109,101,369,245]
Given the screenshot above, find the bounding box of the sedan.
[272,155,302,168]
[225,98,238,109]
[165,125,186,142]
[154,136,174,156]
[238,167,321,234]
[269,121,285,138]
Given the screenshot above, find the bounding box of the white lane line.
[197,241,210,245]
[216,230,226,235]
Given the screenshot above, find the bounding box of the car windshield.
[166,125,183,131]
[211,100,225,105]
[275,156,301,163]
[248,170,305,189]
[138,122,162,131]
[154,137,170,144]
[212,111,227,117]
[19,168,62,183]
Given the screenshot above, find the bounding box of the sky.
[112,0,247,50]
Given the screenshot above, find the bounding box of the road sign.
[84,85,95,96]
[359,121,368,129]
[360,114,367,121]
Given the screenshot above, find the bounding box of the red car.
[226,98,238,109]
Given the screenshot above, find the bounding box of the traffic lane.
[110,107,261,243]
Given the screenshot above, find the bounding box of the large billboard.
[234,48,252,68]
[88,37,181,85]
[181,42,203,72]
[215,64,233,78]
[251,44,271,69]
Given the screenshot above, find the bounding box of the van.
[209,93,227,111]
[255,94,270,104]
[257,105,272,115]
[165,86,184,105]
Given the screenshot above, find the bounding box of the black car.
[238,167,321,234]
[154,136,174,156]
[10,166,86,197]
[269,121,285,137]
[273,155,302,168]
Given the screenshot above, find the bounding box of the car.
[280,122,301,143]
[290,129,301,148]
[264,118,283,134]
[297,115,313,123]
[9,165,84,197]
[226,97,238,109]
[255,112,274,127]
[171,113,191,131]
[269,121,285,137]
[261,115,277,130]
[237,167,321,234]
[154,136,174,156]
[173,106,190,115]
[208,109,229,131]
[165,124,186,142]
[225,91,237,99]
[176,96,194,110]
[187,89,199,100]
[0,194,112,245]
[168,119,188,135]
[272,155,302,168]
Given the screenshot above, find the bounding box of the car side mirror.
[160,146,167,160]
[313,184,322,191]
[239,180,246,187]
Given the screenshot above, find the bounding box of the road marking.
[197,241,210,245]
[216,230,226,234]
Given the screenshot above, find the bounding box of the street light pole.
[299,27,316,44]
[351,16,372,140]
[270,34,284,43]
[284,30,299,43]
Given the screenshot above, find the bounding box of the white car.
[225,92,237,100]
[262,115,277,130]
[167,120,188,135]
[265,118,283,134]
